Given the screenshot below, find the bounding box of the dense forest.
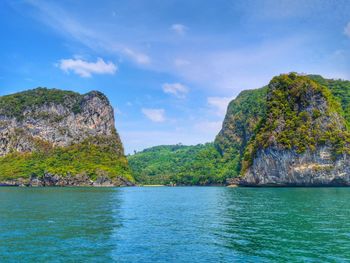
[128,143,231,185]
[0,136,132,182]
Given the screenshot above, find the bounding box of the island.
[130,73,350,186]
[2,73,350,186]
[0,88,133,186]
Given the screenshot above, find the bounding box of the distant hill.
[128,143,230,185]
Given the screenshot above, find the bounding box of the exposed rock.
[214,87,267,177]
[0,172,135,187]
[0,88,133,186]
[0,89,122,156]
[217,74,350,186]
[241,73,350,186]
[241,147,350,186]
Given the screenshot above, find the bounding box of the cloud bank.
[142,108,166,122]
[162,83,188,98]
[58,57,117,77]
[171,24,188,35]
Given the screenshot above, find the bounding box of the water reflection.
[110,187,228,262]
[0,187,122,262]
[218,188,350,261]
[2,187,350,262]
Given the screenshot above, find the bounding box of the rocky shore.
[0,173,134,187]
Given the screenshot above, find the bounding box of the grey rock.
[0,172,135,187]
[241,74,350,186]
[242,147,350,186]
[0,90,122,156]
[0,89,132,187]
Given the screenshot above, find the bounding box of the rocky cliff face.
[241,73,350,186]
[0,88,132,186]
[241,146,350,186]
[0,89,121,156]
[217,73,350,186]
[214,87,267,176]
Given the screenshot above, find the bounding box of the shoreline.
[2,183,350,188]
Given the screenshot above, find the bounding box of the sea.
[1,186,350,262]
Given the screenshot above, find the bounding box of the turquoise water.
[1,187,350,262]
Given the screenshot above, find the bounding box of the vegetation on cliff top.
[2,74,350,185]
[0,88,132,183]
[214,86,268,177]
[309,75,350,127]
[241,73,350,172]
[0,87,109,119]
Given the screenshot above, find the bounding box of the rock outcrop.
[241,74,350,186]
[241,147,350,186]
[214,87,267,177]
[218,73,350,186]
[0,173,134,187]
[0,88,133,186]
[0,89,121,156]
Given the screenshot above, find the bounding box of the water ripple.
[1,187,350,262]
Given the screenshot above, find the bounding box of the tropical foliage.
[130,74,350,185]
[3,75,350,185]
[0,87,83,118]
[309,75,350,127]
[0,137,132,182]
[128,143,232,185]
[242,73,350,172]
[214,86,268,177]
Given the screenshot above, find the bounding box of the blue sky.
[1,0,350,153]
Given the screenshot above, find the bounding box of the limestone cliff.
[218,73,350,186]
[0,88,133,186]
[214,87,267,176]
[241,74,350,185]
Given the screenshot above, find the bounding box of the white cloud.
[174,58,190,67]
[23,1,348,94]
[207,97,232,116]
[344,22,350,37]
[169,36,311,92]
[171,24,188,35]
[142,108,166,122]
[24,1,151,66]
[162,83,188,98]
[58,57,117,77]
[123,48,151,65]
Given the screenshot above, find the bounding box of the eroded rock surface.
[241,74,350,186]
[0,88,132,186]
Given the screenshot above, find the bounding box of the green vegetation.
[0,87,132,183]
[3,75,350,185]
[242,73,350,172]
[214,86,268,177]
[0,137,132,182]
[309,75,350,128]
[0,88,83,118]
[130,73,350,185]
[128,143,231,185]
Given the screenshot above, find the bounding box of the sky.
[1,0,350,153]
